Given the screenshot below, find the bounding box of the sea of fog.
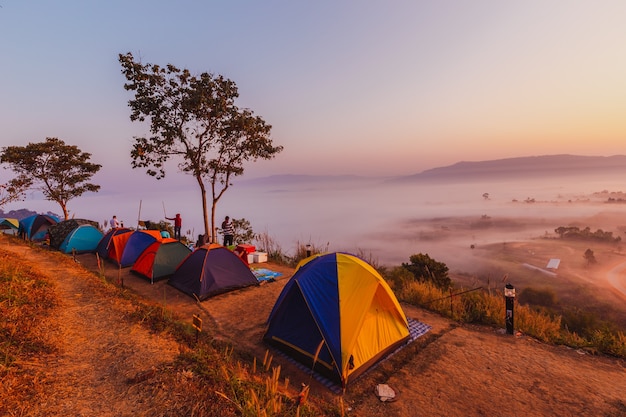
[8,172,626,271]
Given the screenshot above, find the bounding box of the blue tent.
[95,227,132,259]
[118,230,163,267]
[48,218,100,249]
[18,214,60,241]
[59,224,104,254]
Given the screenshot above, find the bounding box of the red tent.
[131,238,191,283]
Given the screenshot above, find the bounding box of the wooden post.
[450,288,454,317]
[192,314,202,343]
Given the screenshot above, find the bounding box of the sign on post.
[192,314,202,332]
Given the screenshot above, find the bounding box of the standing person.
[166,213,182,240]
[110,215,120,229]
[221,216,234,247]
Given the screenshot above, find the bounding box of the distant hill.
[240,155,626,185]
[0,208,60,220]
[391,154,626,183]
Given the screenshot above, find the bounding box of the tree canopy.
[584,248,597,265]
[0,177,29,208]
[555,226,621,243]
[0,138,101,220]
[119,52,283,240]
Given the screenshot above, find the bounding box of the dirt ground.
[1,238,181,417]
[3,233,626,416]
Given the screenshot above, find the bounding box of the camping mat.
[271,317,431,394]
[252,268,283,282]
[407,317,432,342]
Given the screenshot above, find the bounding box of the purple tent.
[168,243,258,300]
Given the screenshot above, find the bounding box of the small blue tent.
[59,224,104,254]
[18,214,60,241]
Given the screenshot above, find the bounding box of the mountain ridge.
[238,154,626,185]
[397,154,626,182]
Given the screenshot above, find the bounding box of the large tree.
[119,52,283,241]
[0,138,101,220]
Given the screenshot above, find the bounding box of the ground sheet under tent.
[252,268,283,282]
[271,318,432,394]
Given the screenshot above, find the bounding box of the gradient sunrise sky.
[1,1,625,186]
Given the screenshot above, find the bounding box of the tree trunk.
[196,175,210,241]
[210,181,218,244]
[60,201,69,220]
[211,200,217,244]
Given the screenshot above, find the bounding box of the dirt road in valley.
[607,260,626,299]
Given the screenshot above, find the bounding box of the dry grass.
[388,268,626,357]
[0,249,58,416]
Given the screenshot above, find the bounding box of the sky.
[1,1,626,190]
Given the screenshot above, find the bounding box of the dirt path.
[3,242,180,417]
[608,260,626,299]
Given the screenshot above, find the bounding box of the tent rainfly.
[263,252,410,387]
[168,243,258,300]
[118,230,163,268]
[59,224,104,254]
[131,238,192,283]
[48,218,100,250]
[0,218,19,234]
[95,227,132,259]
[18,214,59,241]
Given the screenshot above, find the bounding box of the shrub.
[590,328,626,357]
[561,307,599,338]
[514,303,563,342]
[518,287,558,308]
[402,253,451,290]
[232,218,256,245]
[385,266,415,291]
[460,290,502,326]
